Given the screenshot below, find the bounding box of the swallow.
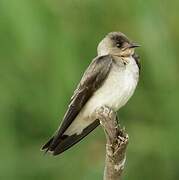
[41,32,140,155]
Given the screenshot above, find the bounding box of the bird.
[41,32,140,156]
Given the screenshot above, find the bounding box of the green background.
[0,0,179,179]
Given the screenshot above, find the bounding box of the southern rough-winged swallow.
[41,32,140,155]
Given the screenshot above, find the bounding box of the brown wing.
[42,55,113,152]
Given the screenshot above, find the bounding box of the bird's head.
[97,32,140,57]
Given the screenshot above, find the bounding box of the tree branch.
[96,106,129,180]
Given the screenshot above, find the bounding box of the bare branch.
[96,106,129,180]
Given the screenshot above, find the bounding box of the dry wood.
[96,106,129,180]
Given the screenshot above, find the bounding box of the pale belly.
[65,57,139,135]
[89,69,137,111]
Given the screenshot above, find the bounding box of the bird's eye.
[116,42,122,48]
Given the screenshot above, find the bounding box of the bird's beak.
[128,42,141,48]
[122,42,141,51]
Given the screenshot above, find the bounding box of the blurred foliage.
[0,0,179,179]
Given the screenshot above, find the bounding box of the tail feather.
[41,120,99,155]
[41,137,54,151]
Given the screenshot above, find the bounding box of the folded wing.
[41,55,113,155]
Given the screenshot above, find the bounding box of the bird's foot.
[95,106,116,121]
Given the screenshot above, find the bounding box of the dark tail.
[41,120,99,156]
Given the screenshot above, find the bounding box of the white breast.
[85,56,139,114]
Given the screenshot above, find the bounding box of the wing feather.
[42,55,113,151]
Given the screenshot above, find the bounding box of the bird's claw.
[96,106,116,120]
